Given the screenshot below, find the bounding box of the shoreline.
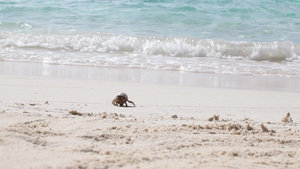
[1,61,300,92]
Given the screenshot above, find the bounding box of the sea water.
[0,0,300,78]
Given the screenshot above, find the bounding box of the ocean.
[0,0,300,79]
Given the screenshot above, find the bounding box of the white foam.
[0,31,299,78]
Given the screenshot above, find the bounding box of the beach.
[0,68,300,169]
[1,1,300,168]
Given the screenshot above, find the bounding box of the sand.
[0,74,300,169]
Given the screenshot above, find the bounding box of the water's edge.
[1,61,299,92]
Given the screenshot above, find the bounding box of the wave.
[1,31,299,63]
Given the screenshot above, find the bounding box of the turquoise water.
[1,0,300,42]
[0,0,300,78]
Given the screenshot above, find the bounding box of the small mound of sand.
[260,124,269,132]
[171,115,178,119]
[208,115,219,121]
[246,124,253,131]
[68,110,83,116]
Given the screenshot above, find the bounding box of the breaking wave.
[1,31,299,62]
[0,31,300,78]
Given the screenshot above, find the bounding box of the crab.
[112,92,136,107]
[282,112,293,123]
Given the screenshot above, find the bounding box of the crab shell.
[117,92,128,100]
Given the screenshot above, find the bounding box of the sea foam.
[0,31,299,78]
[1,31,299,61]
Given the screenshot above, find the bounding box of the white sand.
[0,74,300,169]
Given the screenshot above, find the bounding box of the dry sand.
[0,74,300,169]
